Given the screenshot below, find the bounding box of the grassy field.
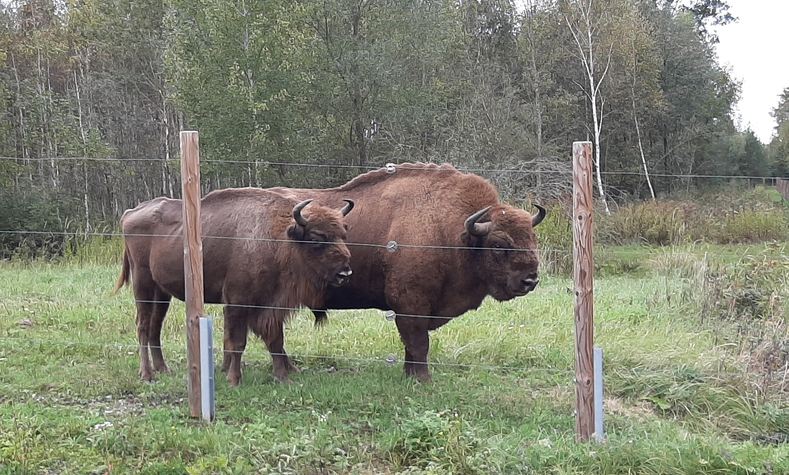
[1,245,788,474]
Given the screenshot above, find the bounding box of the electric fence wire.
[2,336,786,383]
[1,155,786,181]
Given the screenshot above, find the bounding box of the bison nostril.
[522,277,539,290]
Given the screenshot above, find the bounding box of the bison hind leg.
[312,308,328,326]
[149,288,172,374]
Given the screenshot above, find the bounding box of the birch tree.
[560,0,624,215]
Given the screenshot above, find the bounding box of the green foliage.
[61,233,124,265]
[0,0,753,228]
[0,184,81,259]
[770,88,789,176]
[634,244,789,413]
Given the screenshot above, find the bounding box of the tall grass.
[593,186,789,247]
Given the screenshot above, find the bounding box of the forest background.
[2,0,789,255]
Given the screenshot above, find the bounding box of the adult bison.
[264,162,545,382]
[113,188,354,386]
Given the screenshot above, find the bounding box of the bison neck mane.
[249,244,328,338]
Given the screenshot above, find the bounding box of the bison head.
[461,203,545,301]
[287,199,355,287]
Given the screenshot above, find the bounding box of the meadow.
[1,188,789,474]
[1,242,788,474]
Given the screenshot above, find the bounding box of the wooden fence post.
[180,131,204,419]
[777,178,789,202]
[573,141,595,442]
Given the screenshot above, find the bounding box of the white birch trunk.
[565,0,612,215]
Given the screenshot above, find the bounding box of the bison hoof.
[226,373,242,387]
[287,361,301,373]
[274,373,293,385]
[404,367,433,383]
[153,363,169,374]
[413,372,433,383]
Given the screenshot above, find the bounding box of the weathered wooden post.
[573,141,595,442]
[180,131,214,421]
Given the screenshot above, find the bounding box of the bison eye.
[309,233,330,247]
[488,239,510,252]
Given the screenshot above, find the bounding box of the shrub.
[385,410,481,473]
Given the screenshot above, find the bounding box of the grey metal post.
[199,316,215,421]
[593,346,604,444]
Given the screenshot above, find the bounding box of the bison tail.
[312,309,329,327]
[111,245,131,295]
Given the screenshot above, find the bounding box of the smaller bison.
[113,188,354,386]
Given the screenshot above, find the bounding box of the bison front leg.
[395,316,432,382]
[223,306,251,387]
[250,315,295,384]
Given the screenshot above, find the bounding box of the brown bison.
[113,188,354,386]
[263,163,546,382]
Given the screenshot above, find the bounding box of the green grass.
[1,249,788,474]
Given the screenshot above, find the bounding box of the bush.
[0,187,83,260]
[385,410,480,473]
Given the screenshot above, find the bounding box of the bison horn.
[532,204,546,227]
[465,206,493,236]
[292,199,313,227]
[340,198,355,216]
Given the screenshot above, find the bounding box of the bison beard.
[261,163,545,382]
[113,188,354,386]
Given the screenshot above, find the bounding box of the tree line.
[0,0,783,255]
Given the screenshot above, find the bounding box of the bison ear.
[461,230,482,247]
[287,224,305,241]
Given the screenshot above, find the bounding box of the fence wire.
[2,336,786,382]
[3,291,747,329]
[2,229,789,261]
[3,155,789,181]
